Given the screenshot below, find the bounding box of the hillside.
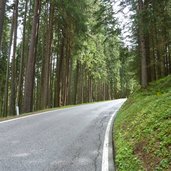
[114,75,171,171]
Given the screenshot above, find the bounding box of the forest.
[0,0,171,117]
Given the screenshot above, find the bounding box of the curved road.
[0,99,125,171]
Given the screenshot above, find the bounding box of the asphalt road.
[0,99,125,171]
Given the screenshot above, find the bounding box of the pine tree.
[23,0,41,113]
[0,0,6,48]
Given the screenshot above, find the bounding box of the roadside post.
[16,106,19,116]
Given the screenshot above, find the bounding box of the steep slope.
[114,75,171,171]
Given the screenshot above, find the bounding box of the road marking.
[101,109,119,171]
[0,107,76,124]
[0,101,115,124]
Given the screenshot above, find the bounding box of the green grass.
[114,75,171,171]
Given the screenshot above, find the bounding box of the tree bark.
[138,0,148,88]
[40,1,54,109]
[23,0,41,113]
[56,36,65,107]
[0,0,6,49]
[74,60,80,104]
[17,0,28,110]
[9,0,19,115]
[3,5,15,116]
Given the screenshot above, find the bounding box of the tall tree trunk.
[74,60,80,104]
[67,50,72,105]
[64,35,71,106]
[56,36,65,107]
[169,49,171,74]
[0,0,6,48]
[138,0,148,88]
[17,0,28,111]
[40,2,54,109]
[2,6,15,116]
[9,0,18,115]
[23,0,41,113]
[140,35,148,88]
[50,55,55,107]
[103,82,106,101]
[63,53,68,106]
[145,34,152,82]
[80,65,84,104]
[88,76,92,102]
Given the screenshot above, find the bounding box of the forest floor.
[114,75,171,171]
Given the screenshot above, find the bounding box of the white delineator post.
[16,106,19,116]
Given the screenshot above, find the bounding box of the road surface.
[0,99,125,171]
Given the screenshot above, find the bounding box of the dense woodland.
[0,0,171,116]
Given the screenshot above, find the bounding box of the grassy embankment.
[114,75,171,171]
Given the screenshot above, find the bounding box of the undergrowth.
[114,75,171,171]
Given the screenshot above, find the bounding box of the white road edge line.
[101,109,119,171]
[0,100,115,124]
[0,107,77,124]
